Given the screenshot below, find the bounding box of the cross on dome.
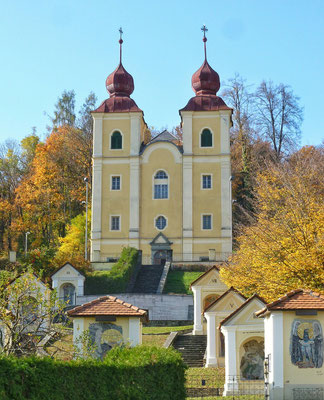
[201,24,208,60]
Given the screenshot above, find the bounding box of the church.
[90,28,233,265]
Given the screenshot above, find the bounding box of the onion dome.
[191,25,220,95]
[106,63,134,97]
[105,29,134,97]
[92,28,142,114]
[192,60,220,95]
[180,25,231,113]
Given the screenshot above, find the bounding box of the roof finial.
[119,27,123,64]
[201,24,208,61]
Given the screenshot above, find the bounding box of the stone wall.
[76,293,193,321]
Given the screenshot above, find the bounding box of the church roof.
[256,289,324,317]
[68,295,148,319]
[219,294,266,327]
[149,130,178,143]
[92,96,142,113]
[204,287,247,313]
[180,95,231,113]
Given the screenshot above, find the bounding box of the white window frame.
[109,130,124,150]
[199,127,214,149]
[110,175,122,191]
[152,169,169,200]
[201,214,213,230]
[110,215,121,232]
[154,215,168,231]
[201,173,213,190]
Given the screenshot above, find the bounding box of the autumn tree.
[254,81,303,159]
[0,270,66,357]
[220,145,324,301]
[54,211,91,272]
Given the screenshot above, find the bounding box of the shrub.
[0,346,187,400]
[85,247,138,294]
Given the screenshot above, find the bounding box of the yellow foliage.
[221,146,324,302]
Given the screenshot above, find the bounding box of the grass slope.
[163,271,203,294]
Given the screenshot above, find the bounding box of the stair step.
[132,264,164,294]
[173,334,207,368]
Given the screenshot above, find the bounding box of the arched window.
[111,131,122,149]
[155,216,167,230]
[62,283,76,305]
[200,128,213,147]
[154,170,168,199]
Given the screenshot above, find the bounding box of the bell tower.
[90,29,146,262]
[179,25,233,260]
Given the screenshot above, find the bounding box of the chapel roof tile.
[256,289,324,317]
[67,295,148,319]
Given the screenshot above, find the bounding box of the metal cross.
[119,27,123,40]
[201,24,208,39]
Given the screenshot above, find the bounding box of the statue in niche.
[290,319,323,368]
[89,322,123,359]
[240,339,264,380]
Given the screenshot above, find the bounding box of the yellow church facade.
[90,31,233,264]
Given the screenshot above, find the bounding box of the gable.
[52,263,83,279]
[227,298,266,326]
[207,291,245,313]
[191,267,228,292]
[150,232,173,246]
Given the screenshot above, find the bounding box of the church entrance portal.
[150,233,173,265]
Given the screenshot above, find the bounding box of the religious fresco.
[290,319,323,368]
[240,339,264,380]
[89,323,123,359]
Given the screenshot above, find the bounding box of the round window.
[155,216,166,230]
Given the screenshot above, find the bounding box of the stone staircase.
[132,264,164,293]
[172,334,207,367]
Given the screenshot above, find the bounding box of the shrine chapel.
[90,29,233,265]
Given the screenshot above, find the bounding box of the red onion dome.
[191,59,220,96]
[106,62,134,97]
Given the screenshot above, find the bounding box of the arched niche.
[239,337,264,380]
[60,283,76,306]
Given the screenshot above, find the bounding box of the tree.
[50,90,76,129]
[220,145,324,301]
[0,270,65,356]
[254,81,303,159]
[54,211,91,272]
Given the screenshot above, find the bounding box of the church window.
[155,216,167,230]
[111,131,122,149]
[111,216,120,231]
[200,128,213,147]
[111,176,121,190]
[154,170,168,199]
[202,174,212,189]
[202,214,212,230]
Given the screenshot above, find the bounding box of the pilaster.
[222,326,239,395]
[192,287,203,335]
[129,157,140,248]
[205,313,217,367]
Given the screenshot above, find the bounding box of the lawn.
[143,325,193,334]
[163,271,203,294]
[142,334,169,347]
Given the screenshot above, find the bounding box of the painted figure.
[89,322,123,359]
[290,319,323,368]
[240,339,264,380]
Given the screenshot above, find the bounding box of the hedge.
[0,346,187,400]
[84,247,138,294]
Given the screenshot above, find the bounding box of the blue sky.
[0,0,323,146]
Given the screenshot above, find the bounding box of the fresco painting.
[89,322,123,359]
[240,339,264,380]
[290,319,323,368]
